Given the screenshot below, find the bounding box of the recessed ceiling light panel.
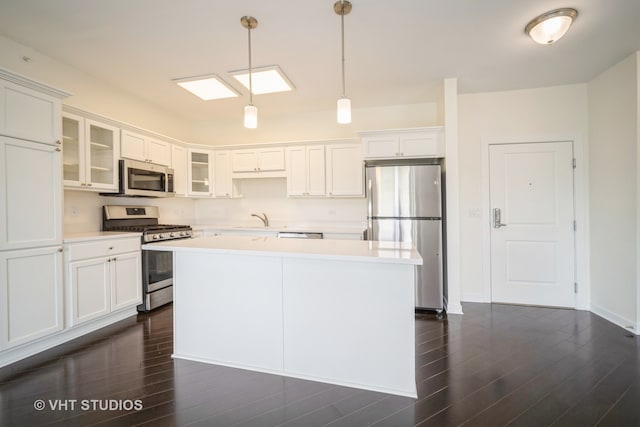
[229,65,295,95]
[173,74,240,100]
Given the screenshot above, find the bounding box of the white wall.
[588,53,639,331]
[192,103,440,145]
[457,84,589,302]
[0,35,194,142]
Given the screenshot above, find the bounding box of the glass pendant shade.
[244,104,257,129]
[526,8,577,45]
[337,97,351,124]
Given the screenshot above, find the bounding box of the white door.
[489,141,575,307]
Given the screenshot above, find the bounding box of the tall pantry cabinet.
[0,69,70,351]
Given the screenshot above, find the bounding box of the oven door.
[142,248,173,292]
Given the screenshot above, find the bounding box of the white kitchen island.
[143,235,422,398]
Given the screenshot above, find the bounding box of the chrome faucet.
[251,213,269,227]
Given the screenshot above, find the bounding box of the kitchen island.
[143,235,422,398]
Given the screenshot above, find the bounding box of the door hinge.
[572,158,577,169]
[573,220,577,231]
[574,282,578,293]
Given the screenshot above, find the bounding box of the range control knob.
[170,232,176,238]
[152,234,159,240]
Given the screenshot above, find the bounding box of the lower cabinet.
[0,246,64,350]
[66,236,141,327]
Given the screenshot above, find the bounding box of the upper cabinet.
[360,127,444,160]
[286,145,325,197]
[325,143,364,197]
[171,144,188,197]
[0,71,69,145]
[232,147,285,175]
[62,112,120,192]
[187,148,213,197]
[214,150,240,198]
[121,130,170,166]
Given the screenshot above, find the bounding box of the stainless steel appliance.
[366,160,445,312]
[102,205,192,311]
[105,159,175,197]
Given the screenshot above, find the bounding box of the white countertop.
[63,231,141,243]
[143,235,422,265]
[192,223,366,235]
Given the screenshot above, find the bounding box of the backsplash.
[63,179,366,234]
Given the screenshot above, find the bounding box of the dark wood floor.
[1,303,639,426]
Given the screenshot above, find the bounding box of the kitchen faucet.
[251,213,269,227]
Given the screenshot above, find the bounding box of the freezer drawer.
[370,218,443,310]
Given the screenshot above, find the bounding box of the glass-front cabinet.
[62,112,119,192]
[187,148,213,197]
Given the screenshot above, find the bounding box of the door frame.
[480,135,590,310]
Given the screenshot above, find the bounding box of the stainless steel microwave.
[116,159,174,197]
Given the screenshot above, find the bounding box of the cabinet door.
[399,130,443,157]
[62,113,86,188]
[120,130,146,162]
[231,150,258,172]
[362,135,400,159]
[257,148,285,171]
[214,151,233,197]
[188,149,213,196]
[0,81,61,145]
[0,136,62,250]
[326,144,364,197]
[286,146,307,196]
[146,138,170,166]
[111,251,142,311]
[171,144,188,196]
[85,119,119,191]
[306,146,326,196]
[68,257,110,326]
[0,246,63,349]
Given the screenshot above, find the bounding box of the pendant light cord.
[340,0,346,98]
[248,25,253,105]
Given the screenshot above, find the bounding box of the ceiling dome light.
[525,8,578,45]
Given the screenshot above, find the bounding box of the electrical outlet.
[70,207,79,216]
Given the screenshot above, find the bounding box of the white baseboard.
[590,303,638,335]
[0,307,138,368]
[461,293,490,303]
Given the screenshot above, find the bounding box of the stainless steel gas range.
[102,205,192,312]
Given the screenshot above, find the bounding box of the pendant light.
[241,16,258,128]
[525,8,578,45]
[334,0,352,124]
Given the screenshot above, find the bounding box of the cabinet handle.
[58,248,63,253]
[108,246,114,250]
[56,140,61,145]
[87,183,92,187]
[55,147,61,152]
[107,258,111,263]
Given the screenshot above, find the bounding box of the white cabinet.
[62,112,120,192]
[0,246,64,350]
[361,127,444,159]
[0,75,67,145]
[286,145,325,197]
[121,129,170,166]
[188,148,213,197]
[66,236,141,327]
[0,136,62,250]
[171,144,188,196]
[325,143,364,197]
[232,147,285,174]
[214,151,235,198]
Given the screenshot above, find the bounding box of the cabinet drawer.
[66,237,140,261]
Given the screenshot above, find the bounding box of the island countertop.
[142,235,422,265]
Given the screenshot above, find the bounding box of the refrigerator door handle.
[493,208,507,228]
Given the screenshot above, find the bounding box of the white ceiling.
[0,0,639,122]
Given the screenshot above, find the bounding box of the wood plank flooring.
[1,303,638,426]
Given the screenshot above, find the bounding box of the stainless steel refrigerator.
[366,161,445,312]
